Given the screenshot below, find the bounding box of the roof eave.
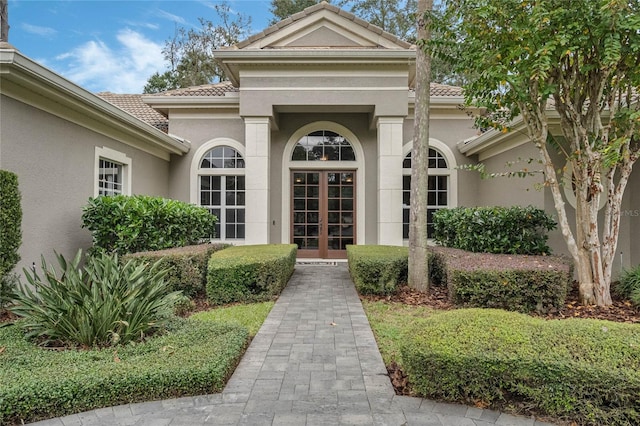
[0,49,189,156]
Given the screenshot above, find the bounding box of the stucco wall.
[1,95,170,274]
[167,116,245,203]
[475,142,545,209]
[630,169,640,268]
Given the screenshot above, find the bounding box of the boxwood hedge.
[400,309,640,425]
[0,318,248,425]
[346,245,409,295]
[122,243,229,297]
[206,244,297,305]
[431,246,572,313]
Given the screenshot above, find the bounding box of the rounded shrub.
[81,195,216,254]
[432,205,557,255]
[401,309,640,425]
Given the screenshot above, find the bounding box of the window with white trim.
[198,146,245,240]
[403,148,450,239]
[94,147,131,197]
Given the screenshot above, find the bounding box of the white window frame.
[94,146,131,197]
[402,139,458,241]
[190,138,246,242]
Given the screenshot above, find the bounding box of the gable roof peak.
[234,1,411,50]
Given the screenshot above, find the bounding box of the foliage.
[400,309,640,425]
[143,2,251,92]
[340,0,417,41]
[615,264,640,307]
[206,244,297,305]
[432,206,557,255]
[82,195,216,255]
[10,250,181,348]
[432,246,572,313]
[191,302,274,337]
[0,170,22,277]
[428,0,640,305]
[269,0,327,24]
[122,243,229,298]
[0,318,248,424]
[0,273,18,312]
[347,245,409,295]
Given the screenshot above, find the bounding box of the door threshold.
[296,258,347,265]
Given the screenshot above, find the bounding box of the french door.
[291,170,356,258]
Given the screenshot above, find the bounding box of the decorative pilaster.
[377,117,404,245]
[244,117,271,244]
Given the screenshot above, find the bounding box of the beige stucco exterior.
[1,2,639,270]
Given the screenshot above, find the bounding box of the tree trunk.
[408,0,432,292]
[0,0,9,43]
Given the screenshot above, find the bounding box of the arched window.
[198,146,245,240]
[291,130,356,161]
[403,148,451,239]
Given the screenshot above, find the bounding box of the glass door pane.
[292,172,321,255]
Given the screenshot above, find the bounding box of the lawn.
[0,302,273,425]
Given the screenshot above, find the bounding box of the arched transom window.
[198,146,245,240]
[292,130,356,162]
[403,148,450,239]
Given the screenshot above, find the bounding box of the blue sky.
[8,1,273,93]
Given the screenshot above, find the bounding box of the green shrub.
[0,170,22,276]
[432,247,571,313]
[122,243,229,297]
[81,195,216,255]
[346,245,409,295]
[433,206,557,255]
[400,309,640,425]
[207,244,297,305]
[616,264,640,307]
[0,318,248,424]
[10,250,181,348]
[0,273,19,311]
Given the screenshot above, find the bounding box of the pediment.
[237,6,412,50]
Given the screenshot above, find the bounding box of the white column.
[377,117,404,246]
[244,117,271,245]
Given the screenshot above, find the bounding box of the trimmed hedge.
[81,195,216,255]
[400,309,640,425]
[122,243,229,297]
[0,170,22,276]
[432,206,557,255]
[0,318,248,425]
[431,246,572,313]
[346,245,409,295]
[207,244,297,305]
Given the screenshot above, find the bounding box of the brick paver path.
[30,264,558,426]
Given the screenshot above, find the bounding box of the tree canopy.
[269,0,328,24]
[429,0,640,305]
[143,3,251,94]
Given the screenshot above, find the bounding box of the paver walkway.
[30,264,558,426]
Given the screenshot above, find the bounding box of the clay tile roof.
[158,81,239,97]
[97,92,169,133]
[429,83,464,97]
[235,1,412,49]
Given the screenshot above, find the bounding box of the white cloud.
[21,23,58,37]
[54,29,165,93]
[153,9,188,25]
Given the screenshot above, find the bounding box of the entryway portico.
[213,2,414,257]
